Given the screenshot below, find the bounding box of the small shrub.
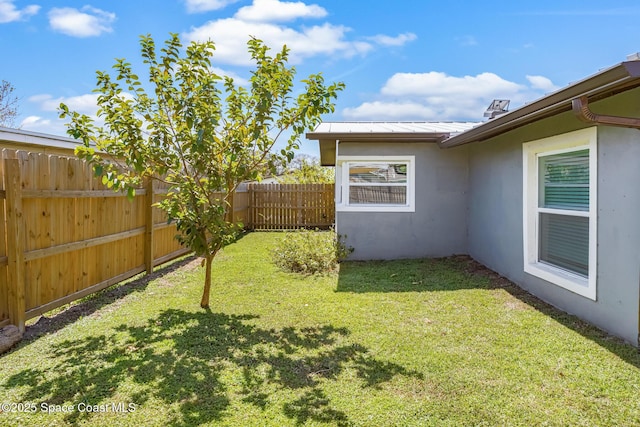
[272,229,353,274]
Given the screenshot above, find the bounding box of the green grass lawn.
[2,232,640,427]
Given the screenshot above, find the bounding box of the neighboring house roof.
[308,60,640,165]
[0,126,81,154]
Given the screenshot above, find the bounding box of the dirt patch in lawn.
[454,255,514,289]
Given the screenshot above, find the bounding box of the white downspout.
[334,139,340,232]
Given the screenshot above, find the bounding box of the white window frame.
[523,127,597,300]
[336,155,415,212]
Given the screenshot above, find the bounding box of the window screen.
[538,149,590,276]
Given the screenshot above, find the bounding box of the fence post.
[144,178,155,274]
[5,158,26,334]
[247,184,254,230]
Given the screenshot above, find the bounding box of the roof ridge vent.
[484,99,510,119]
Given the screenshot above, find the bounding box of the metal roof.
[307,121,479,144]
[307,60,640,165]
[306,121,481,166]
[310,121,479,136]
[0,126,81,151]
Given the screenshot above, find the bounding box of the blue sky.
[1,0,640,156]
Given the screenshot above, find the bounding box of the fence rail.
[0,149,335,332]
[0,149,189,332]
[248,183,334,230]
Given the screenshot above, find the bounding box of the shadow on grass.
[20,255,197,342]
[337,255,491,293]
[5,309,423,426]
[338,255,640,369]
[468,261,640,369]
[19,232,252,343]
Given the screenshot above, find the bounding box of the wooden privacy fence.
[0,149,190,333]
[0,150,335,332]
[247,183,334,230]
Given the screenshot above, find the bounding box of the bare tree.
[0,80,19,128]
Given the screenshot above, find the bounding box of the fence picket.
[0,149,336,328]
[0,150,188,328]
[5,157,26,332]
[246,183,334,230]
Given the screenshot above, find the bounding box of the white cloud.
[27,92,140,135]
[48,6,116,37]
[30,93,101,115]
[19,115,70,136]
[0,1,39,23]
[184,0,239,13]
[235,0,327,22]
[184,18,372,65]
[343,71,557,121]
[526,75,559,92]
[183,0,413,65]
[368,32,417,47]
[381,72,523,99]
[25,95,97,136]
[210,66,249,86]
[20,115,50,127]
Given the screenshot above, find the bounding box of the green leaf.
[58,33,343,307]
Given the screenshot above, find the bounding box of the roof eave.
[310,132,451,166]
[439,61,640,148]
[306,132,449,143]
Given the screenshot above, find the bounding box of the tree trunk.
[200,254,214,308]
[227,189,235,224]
[225,186,236,224]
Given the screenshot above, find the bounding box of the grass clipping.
[272,229,352,274]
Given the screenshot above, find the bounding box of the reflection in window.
[349,163,407,184]
[349,185,407,205]
[337,156,414,212]
[347,162,409,206]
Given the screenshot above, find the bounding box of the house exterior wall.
[336,142,468,260]
[466,88,640,345]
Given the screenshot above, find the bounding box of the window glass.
[349,185,406,205]
[523,127,596,299]
[540,149,589,211]
[349,163,407,184]
[537,149,590,277]
[337,156,415,212]
[539,213,589,276]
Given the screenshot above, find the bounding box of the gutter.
[572,96,640,129]
[440,61,640,148]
